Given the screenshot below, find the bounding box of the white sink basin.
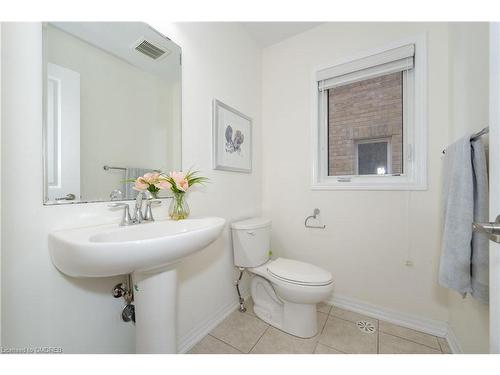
[49,217,226,277]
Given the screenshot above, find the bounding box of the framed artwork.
[212,99,252,173]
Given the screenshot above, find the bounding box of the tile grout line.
[377,328,380,354]
[379,331,441,352]
[315,341,348,354]
[207,304,440,355]
[327,305,379,325]
[327,312,380,331]
[318,312,329,335]
[311,311,331,354]
[323,308,379,354]
[248,310,329,354]
[316,320,440,355]
[316,314,354,354]
[247,325,271,354]
[244,306,328,354]
[326,304,442,352]
[437,338,445,354]
[329,314,378,326]
[207,334,244,354]
[377,319,380,354]
[207,310,264,353]
[312,342,321,354]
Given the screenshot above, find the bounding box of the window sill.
[311,176,427,191]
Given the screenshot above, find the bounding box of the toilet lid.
[267,258,333,286]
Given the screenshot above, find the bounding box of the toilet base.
[250,275,318,338]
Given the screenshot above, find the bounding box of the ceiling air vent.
[134,39,169,60]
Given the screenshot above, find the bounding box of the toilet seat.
[266,258,333,286]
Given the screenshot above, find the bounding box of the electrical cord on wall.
[405,190,414,267]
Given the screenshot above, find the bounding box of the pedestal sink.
[48,217,226,353]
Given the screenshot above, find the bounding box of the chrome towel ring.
[305,208,326,229]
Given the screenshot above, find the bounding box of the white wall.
[262,23,451,324]
[1,22,261,353]
[447,22,490,353]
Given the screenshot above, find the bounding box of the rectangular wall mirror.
[42,22,182,204]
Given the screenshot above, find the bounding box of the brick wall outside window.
[328,72,403,176]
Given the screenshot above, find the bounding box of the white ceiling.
[240,22,322,48]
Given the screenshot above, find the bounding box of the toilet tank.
[231,218,272,268]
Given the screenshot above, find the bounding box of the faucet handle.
[110,189,123,201]
[143,200,162,222]
[108,203,132,226]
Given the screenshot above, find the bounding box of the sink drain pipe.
[112,274,135,323]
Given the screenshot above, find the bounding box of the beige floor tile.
[437,337,452,354]
[188,335,241,354]
[210,310,268,353]
[317,302,333,314]
[319,316,377,354]
[314,343,345,354]
[379,332,442,354]
[379,321,440,350]
[317,311,329,333]
[250,327,316,354]
[330,306,378,327]
[193,304,447,355]
[250,312,329,354]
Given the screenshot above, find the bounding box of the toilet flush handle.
[247,231,256,236]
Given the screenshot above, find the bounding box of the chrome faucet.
[108,203,133,226]
[132,191,149,224]
[108,191,161,226]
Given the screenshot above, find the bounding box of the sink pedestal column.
[133,267,177,353]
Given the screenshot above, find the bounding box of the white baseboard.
[326,294,449,339]
[178,291,249,354]
[445,326,463,354]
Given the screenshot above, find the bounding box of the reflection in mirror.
[43,22,181,204]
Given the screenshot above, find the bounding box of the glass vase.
[168,192,190,220]
[148,189,159,199]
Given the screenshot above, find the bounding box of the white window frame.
[311,35,427,191]
[354,137,392,175]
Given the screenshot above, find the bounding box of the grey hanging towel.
[470,139,489,303]
[439,135,489,304]
[439,136,474,296]
[123,168,151,200]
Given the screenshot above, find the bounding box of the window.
[313,38,427,190]
[328,73,402,177]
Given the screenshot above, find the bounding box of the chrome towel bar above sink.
[304,208,326,229]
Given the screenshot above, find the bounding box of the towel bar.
[442,126,489,154]
[103,165,127,171]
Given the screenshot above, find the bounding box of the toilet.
[231,217,334,338]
